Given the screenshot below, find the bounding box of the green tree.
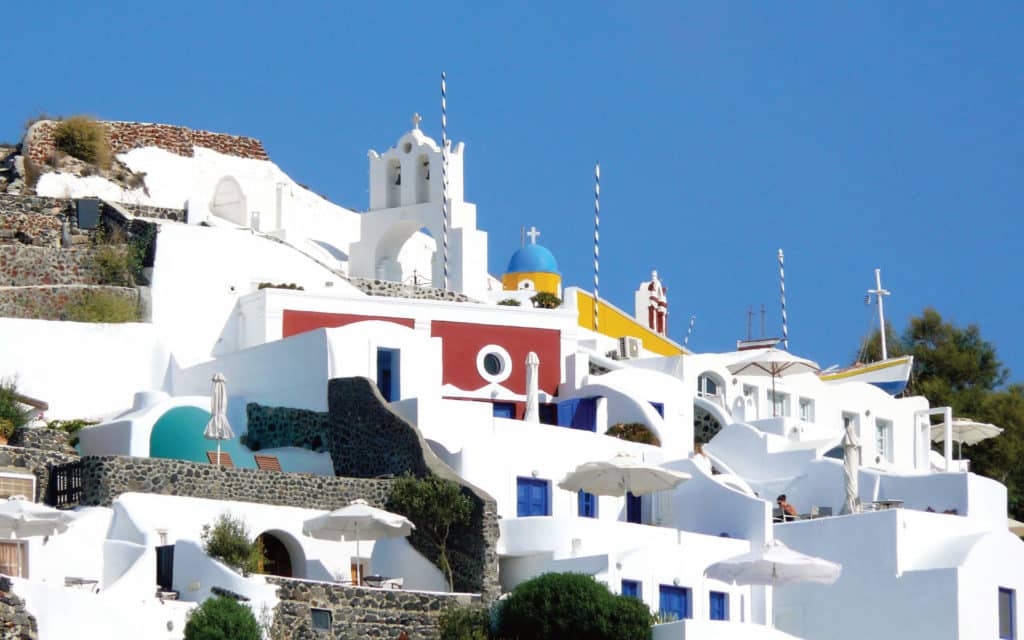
[388,474,473,591]
[201,513,264,576]
[0,378,32,432]
[495,572,651,640]
[857,308,1024,519]
[184,596,261,640]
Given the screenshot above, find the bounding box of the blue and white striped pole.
[441,71,450,291]
[593,162,600,332]
[779,249,788,350]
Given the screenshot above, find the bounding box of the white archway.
[210,176,248,226]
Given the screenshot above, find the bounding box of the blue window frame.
[659,585,691,621]
[621,579,641,599]
[516,477,550,517]
[626,492,642,524]
[556,397,599,431]
[376,348,400,402]
[578,490,598,518]
[1000,587,1016,640]
[492,402,516,419]
[709,591,729,621]
[649,401,665,417]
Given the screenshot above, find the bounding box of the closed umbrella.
[523,352,540,423]
[840,419,860,515]
[728,349,820,416]
[930,418,1002,459]
[0,496,74,539]
[203,373,235,468]
[558,452,690,521]
[303,499,415,585]
[704,539,841,586]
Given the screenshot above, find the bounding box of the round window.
[476,345,512,384]
[483,353,504,376]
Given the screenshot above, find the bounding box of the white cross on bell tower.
[526,226,541,244]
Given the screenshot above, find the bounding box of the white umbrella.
[840,419,860,515]
[203,373,235,468]
[558,453,690,521]
[303,499,415,585]
[728,349,820,416]
[0,496,74,539]
[930,418,1003,459]
[523,352,540,423]
[704,539,841,586]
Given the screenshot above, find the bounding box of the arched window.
[697,372,726,407]
[416,154,430,204]
[386,159,401,207]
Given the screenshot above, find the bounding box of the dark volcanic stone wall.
[8,428,77,456]
[0,577,38,640]
[0,445,79,503]
[244,405,331,452]
[0,246,101,286]
[268,576,478,640]
[78,456,393,511]
[0,285,139,321]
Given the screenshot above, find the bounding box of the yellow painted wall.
[574,290,686,357]
[502,271,562,295]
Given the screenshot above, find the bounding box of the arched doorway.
[210,176,248,226]
[255,531,303,578]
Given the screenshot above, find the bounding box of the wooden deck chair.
[205,451,234,467]
[254,455,282,472]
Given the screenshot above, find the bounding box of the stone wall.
[24,121,268,166]
[0,446,79,503]
[0,246,101,286]
[268,576,477,640]
[0,578,38,640]
[0,194,74,247]
[248,378,500,600]
[7,428,76,456]
[0,285,139,321]
[113,202,185,222]
[349,278,476,303]
[77,455,394,511]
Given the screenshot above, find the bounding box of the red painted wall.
[430,321,561,395]
[282,310,414,338]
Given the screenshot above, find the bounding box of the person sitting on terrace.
[777,494,798,521]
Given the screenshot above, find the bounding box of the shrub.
[531,292,562,309]
[64,290,140,323]
[92,242,136,286]
[495,572,651,640]
[387,473,473,590]
[0,378,31,432]
[46,418,99,447]
[497,298,521,307]
[200,513,264,576]
[184,595,261,640]
[0,419,15,442]
[606,422,661,447]
[53,116,111,168]
[438,605,490,640]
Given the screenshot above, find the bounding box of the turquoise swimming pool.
[149,406,255,468]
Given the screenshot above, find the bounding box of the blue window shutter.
[578,491,597,518]
[517,478,550,517]
[659,586,692,621]
[710,591,728,621]
[621,580,641,599]
[557,399,580,427]
[627,492,642,523]
[517,479,529,517]
[573,397,598,431]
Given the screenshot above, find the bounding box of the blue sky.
[3,2,1022,379]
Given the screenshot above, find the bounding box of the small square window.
[311,608,332,631]
[621,579,641,599]
[999,587,1015,640]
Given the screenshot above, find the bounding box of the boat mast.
[868,269,891,359]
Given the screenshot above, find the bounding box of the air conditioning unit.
[618,336,642,360]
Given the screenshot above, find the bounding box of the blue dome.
[507,244,560,275]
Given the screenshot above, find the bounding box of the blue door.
[626,492,642,523]
[492,402,516,419]
[578,490,598,518]
[621,579,641,599]
[376,348,400,402]
[659,585,691,621]
[709,591,729,621]
[556,397,599,431]
[516,478,549,517]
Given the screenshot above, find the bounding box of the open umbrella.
[728,349,820,416]
[0,496,74,539]
[523,352,540,423]
[840,419,860,515]
[303,499,415,585]
[704,539,841,586]
[558,453,690,521]
[203,373,235,468]
[930,418,1003,459]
